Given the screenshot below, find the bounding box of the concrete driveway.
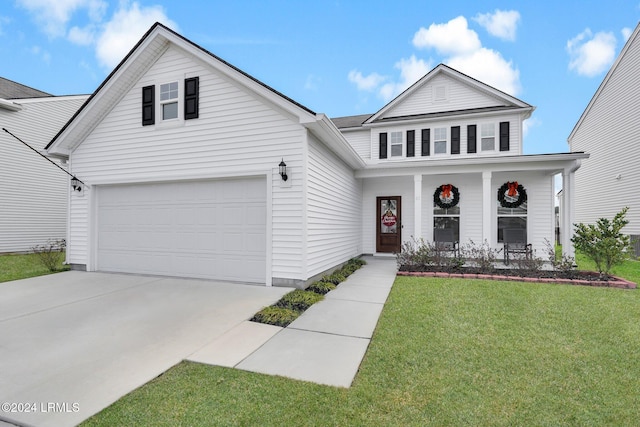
[0,271,290,427]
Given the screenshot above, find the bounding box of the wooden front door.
[376,196,401,253]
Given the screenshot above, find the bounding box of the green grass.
[82,276,640,426]
[0,252,68,283]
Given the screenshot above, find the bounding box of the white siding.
[0,96,87,253]
[569,26,640,235]
[342,129,371,160]
[306,133,362,277]
[370,113,522,163]
[382,73,507,118]
[68,45,306,281]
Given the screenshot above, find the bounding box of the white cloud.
[379,55,431,101]
[621,27,633,42]
[95,1,177,69]
[567,28,616,77]
[412,16,481,56]
[414,16,521,95]
[68,24,96,45]
[348,70,387,91]
[447,48,521,95]
[348,15,522,104]
[474,10,520,41]
[17,0,106,38]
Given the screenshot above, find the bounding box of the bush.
[276,289,324,312]
[322,272,346,285]
[571,207,634,276]
[461,239,497,273]
[250,306,300,327]
[544,239,576,273]
[31,239,66,272]
[307,281,337,295]
[397,237,464,271]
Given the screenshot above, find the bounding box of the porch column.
[414,174,422,245]
[561,168,575,258]
[482,171,492,244]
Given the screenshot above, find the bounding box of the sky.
[1,1,639,155]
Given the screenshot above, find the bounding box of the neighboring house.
[0,77,88,253]
[45,23,588,286]
[568,21,640,255]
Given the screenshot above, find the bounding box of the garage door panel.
[97,178,266,283]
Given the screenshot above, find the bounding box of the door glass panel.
[380,199,398,234]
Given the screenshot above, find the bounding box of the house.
[45,23,588,286]
[568,21,640,255]
[0,77,88,253]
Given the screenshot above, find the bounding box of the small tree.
[571,207,633,276]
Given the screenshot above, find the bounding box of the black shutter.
[467,124,477,153]
[421,129,430,156]
[142,85,155,126]
[184,77,199,120]
[406,130,415,157]
[451,126,460,154]
[500,121,510,151]
[379,133,387,159]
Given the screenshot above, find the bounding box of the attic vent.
[434,85,447,101]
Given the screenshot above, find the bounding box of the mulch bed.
[397,266,636,289]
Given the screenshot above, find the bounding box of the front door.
[376,196,401,253]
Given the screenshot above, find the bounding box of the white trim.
[414,174,422,243]
[265,172,273,286]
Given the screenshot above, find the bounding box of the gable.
[381,73,509,119]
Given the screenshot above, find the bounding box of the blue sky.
[1,1,639,154]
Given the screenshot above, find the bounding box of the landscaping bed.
[398,266,636,289]
[250,258,367,326]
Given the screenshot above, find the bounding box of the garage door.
[97,178,266,283]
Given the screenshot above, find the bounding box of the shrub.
[307,281,337,295]
[276,289,324,312]
[571,207,634,276]
[31,239,66,272]
[544,239,576,273]
[322,272,346,285]
[461,239,497,273]
[250,306,299,327]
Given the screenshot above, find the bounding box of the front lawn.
[0,252,68,283]
[82,276,640,426]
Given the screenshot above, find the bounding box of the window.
[160,82,179,120]
[434,194,460,242]
[434,127,447,154]
[497,194,527,243]
[390,132,403,157]
[481,123,495,151]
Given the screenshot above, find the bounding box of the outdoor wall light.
[71,176,83,192]
[279,159,288,181]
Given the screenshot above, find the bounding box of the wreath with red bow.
[498,181,527,208]
[433,184,460,209]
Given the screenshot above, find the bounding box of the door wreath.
[433,184,460,209]
[498,181,527,208]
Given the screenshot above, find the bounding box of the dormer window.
[142,76,199,126]
[160,82,179,120]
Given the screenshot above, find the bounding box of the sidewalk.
[188,255,398,387]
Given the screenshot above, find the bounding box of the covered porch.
[357,153,589,259]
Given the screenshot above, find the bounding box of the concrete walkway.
[188,256,398,387]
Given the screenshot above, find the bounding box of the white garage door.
[97,178,266,283]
